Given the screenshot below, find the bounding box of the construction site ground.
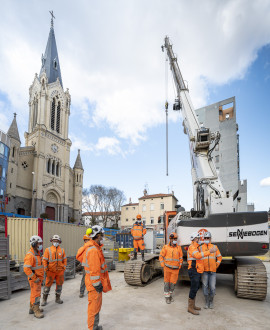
[0,262,269,330]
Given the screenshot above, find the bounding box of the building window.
[126,218,128,222]
[56,163,59,176]
[160,203,164,210]
[22,161,28,169]
[142,218,146,225]
[150,203,154,211]
[12,147,15,158]
[56,101,61,133]
[33,97,38,128]
[51,97,56,130]
[47,159,51,173]
[52,160,55,175]
[10,183,12,188]
[215,155,219,163]
[132,218,135,221]
[142,204,146,212]
[150,217,154,224]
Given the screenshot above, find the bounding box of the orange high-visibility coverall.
[24,247,44,305]
[76,240,92,264]
[131,223,147,251]
[159,244,183,297]
[43,245,67,293]
[201,243,222,272]
[188,241,211,273]
[82,240,112,330]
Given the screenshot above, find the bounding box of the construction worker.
[159,232,183,304]
[187,232,217,315]
[82,225,112,330]
[201,231,222,309]
[76,231,92,298]
[41,234,67,306]
[23,235,44,318]
[131,214,147,261]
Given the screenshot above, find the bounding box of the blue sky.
[0,0,269,211]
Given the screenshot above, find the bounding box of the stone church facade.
[5,18,83,222]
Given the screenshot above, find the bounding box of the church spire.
[39,11,63,87]
[7,113,21,143]
[74,149,83,170]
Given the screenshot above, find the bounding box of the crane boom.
[163,36,233,216]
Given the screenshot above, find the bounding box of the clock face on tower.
[51,144,58,153]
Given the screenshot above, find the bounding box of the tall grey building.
[195,96,253,212]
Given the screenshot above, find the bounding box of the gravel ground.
[0,263,269,330]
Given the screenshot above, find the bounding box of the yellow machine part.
[119,248,133,261]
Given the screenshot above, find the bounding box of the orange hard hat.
[136,214,142,220]
[83,235,90,240]
[169,232,178,239]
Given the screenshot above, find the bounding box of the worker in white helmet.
[41,234,67,306]
[23,235,44,318]
[187,231,217,315]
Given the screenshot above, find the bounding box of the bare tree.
[82,185,126,227]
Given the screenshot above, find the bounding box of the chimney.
[172,190,174,195]
[143,189,147,196]
[129,197,132,204]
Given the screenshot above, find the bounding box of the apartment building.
[121,192,178,231]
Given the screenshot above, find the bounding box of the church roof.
[7,114,21,143]
[74,149,83,170]
[39,18,63,87]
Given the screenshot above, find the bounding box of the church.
[5,16,83,222]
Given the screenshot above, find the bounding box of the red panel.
[38,218,43,240]
[5,216,7,237]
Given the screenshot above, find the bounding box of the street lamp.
[31,172,35,218]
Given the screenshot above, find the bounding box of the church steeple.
[74,149,83,170]
[7,113,21,143]
[39,12,63,87]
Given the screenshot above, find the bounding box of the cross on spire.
[49,10,55,28]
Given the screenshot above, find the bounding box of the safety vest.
[131,223,147,240]
[201,243,222,272]
[43,245,67,273]
[187,241,211,273]
[159,244,183,270]
[82,241,112,293]
[23,247,44,281]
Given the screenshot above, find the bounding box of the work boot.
[41,293,48,306]
[165,297,171,304]
[55,293,63,304]
[132,251,137,260]
[209,296,214,309]
[29,303,34,314]
[32,303,44,318]
[141,250,145,261]
[204,295,209,309]
[194,297,201,311]
[93,326,103,330]
[188,298,199,315]
[79,293,84,298]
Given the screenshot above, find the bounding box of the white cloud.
[1,0,270,148]
[95,137,123,156]
[260,177,270,186]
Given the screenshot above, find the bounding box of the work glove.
[94,283,103,293]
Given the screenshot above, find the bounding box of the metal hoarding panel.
[7,217,38,262]
[43,220,86,257]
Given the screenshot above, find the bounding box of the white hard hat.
[30,235,42,247]
[204,231,212,238]
[190,232,200,241]
[51,234,62,243]
[90,225,105,238]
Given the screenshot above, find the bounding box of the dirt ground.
[0,263,270,330]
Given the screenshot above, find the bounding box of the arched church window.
[47,159,51,173]
[51,98,56,130]
[33,98,38,128]
[52,160,55,175]
[56,162,59,176]
[56,101,61,133]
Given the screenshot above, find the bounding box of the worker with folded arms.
[76,228,92,298]
[131,214,147,261]
[187,232,217,315]
[159,232,183,304]
[201,231,222,309]
[41,234,67,306]
[82,225,112,330]
[23,235,44,318]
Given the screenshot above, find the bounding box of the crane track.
[235,258,267,301]
[124,257,162,287]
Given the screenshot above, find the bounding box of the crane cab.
[173,98,181,110]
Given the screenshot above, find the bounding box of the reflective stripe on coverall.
[43,245,67,293]
[159,244,183,297]
[82,240,112,330]
[23,247,44,305]
[131,223,147,251]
